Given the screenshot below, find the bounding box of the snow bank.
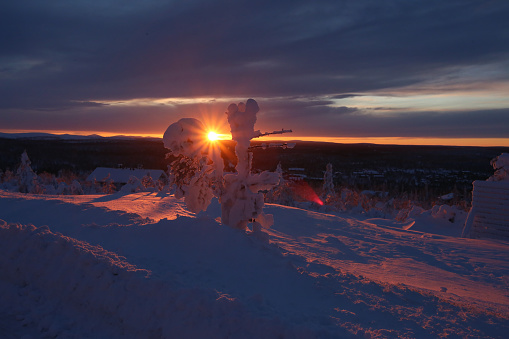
[0,220,310,339]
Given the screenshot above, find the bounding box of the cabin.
[287,168,307,181]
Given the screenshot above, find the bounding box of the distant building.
[86,167,167,184]
[287,168,307,181]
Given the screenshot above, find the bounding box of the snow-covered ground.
[1,190,508,338]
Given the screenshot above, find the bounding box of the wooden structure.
[462,180,509,240]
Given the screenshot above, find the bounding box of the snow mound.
[0,220,310,339]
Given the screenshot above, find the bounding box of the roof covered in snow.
[86,167,166,183]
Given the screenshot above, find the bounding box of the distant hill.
[1,132,508,204]
[0,132,160,141]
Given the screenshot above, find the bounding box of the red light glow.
[291,181,323,206]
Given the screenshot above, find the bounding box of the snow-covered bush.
[408,205,426,218]
[70,180,84,195]
[56,181,69,195]
[430,204,467,223]
[266,162,295,206]
[38,172,58,193]
[140,172,160,192]
[120,176,144,193]
[141,172,156,190]
[0,169,17,191]
[30,175,45,194]
[102,174,116,194]
[169,155,214,211]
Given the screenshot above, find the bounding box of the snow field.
[1,191,508,338]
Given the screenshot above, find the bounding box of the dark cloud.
[0,0,508,140]
[1,97,508,140]
[331,94,360,100]
[307,108,509,138]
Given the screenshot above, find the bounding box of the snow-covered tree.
[322,163,335,205]
[16,151,37,193]
[266,162,294,206]
[488,153,509,181]
[163,99,287,237]
[220,99,281,232]
[163,118,216,213]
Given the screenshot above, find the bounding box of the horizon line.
[1,129,508,147]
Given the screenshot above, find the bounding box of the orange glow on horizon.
[291,181,324,205]
[256,136,509,147]
[1,129,508,147]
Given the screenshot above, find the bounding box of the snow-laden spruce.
[163,99,283,235]
[322,163,335,205]
[16,150,38,193]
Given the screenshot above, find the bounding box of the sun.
[207,131,219,141]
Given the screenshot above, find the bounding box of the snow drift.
[0,220,310,339]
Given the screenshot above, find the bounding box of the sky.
[1,0,509,146]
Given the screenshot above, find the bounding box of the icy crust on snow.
[0,220,310,339]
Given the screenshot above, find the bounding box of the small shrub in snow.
[102,174,116,194]
[30,175,45,194]
[141,172,156,190]
[70,180,84,195]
